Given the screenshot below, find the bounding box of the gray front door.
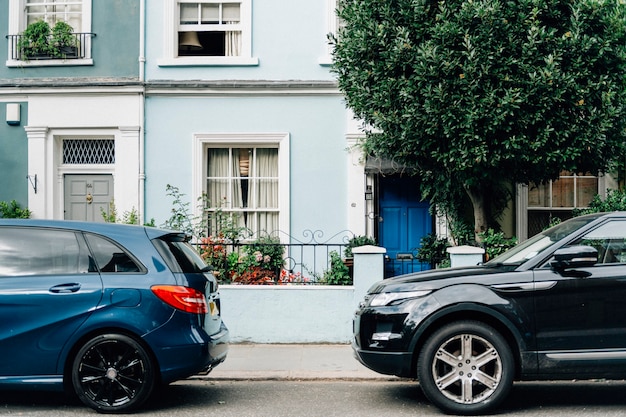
[64,174,113,222]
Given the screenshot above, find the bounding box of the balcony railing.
[6,33,95,61]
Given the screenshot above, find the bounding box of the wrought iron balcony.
[6,32,95,61]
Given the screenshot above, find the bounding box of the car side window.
[0,227,90,276]
[572,220,626,264]
[84,233,143,273]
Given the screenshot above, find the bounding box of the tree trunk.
[464,186,488,243]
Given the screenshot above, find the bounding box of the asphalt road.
[1,379,626,416]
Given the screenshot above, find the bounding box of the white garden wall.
[219,246,386,343]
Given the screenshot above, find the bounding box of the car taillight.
[151,285,208,314]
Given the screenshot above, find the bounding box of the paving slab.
[194,344,399,381]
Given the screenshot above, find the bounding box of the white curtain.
[253,149,279,234]
[223,4,241,56]
[207,149,245,233]
[225,30,241,56]
[208,147,278,236]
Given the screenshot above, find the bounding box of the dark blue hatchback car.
[0,219,228,413]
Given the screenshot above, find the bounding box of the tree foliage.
[331,0,626,240]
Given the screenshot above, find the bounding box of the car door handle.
[50,283,82,293]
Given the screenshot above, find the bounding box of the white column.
[25,126,49,219]
[117,126,141,218]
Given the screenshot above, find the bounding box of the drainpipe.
[138,0,146,223]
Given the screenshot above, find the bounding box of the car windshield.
[486,213,604,266]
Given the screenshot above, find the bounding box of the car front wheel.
[71,334,156,413]
[417,321,513,415]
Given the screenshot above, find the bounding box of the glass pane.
[180,3,199,24]
[583,221,626,240]
[152,238,207,274]
[65,16,81,30]
[528,182,550,208]
[85,234,141,273]
[577,177,598,207]
[201,4,220,23]
[552,178,574,208]
[0,228,86,276]
[222,3,241,23]
[256,179,278,208]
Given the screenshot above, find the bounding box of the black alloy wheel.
[417,321,514,415]
[71,334,156,413]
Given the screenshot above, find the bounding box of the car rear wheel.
[417,321,513,415]
[71,334,156,413]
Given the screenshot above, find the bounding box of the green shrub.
[0,200,31,218]
[478,229,517,260]
[344,235,377,258]
[573,189,626,216]
[323,251,351,285]
[416,234,450,268]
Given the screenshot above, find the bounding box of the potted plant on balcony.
[17,20,52,60]
[51,21,78,58]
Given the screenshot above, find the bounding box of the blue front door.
[379,176,432,275]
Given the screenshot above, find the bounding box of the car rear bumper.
[153,320,230,384]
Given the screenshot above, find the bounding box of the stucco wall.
[0,101,28,205]
[144,94,349,238]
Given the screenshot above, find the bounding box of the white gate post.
[352,245,387,307]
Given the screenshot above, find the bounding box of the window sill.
[158,56,259,67]
[6,58,94,68]
[318,55,333,66]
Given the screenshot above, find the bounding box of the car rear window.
[152,235,207,274]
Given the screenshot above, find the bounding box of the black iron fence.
[6,33,95,61]
[385,255,430,277]
[195,235,349,285]
[194,230,432,284]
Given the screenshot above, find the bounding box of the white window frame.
[6,0,93,67]
[319,0,338,66]
[159,0,258,67]
[192,133,290,240]
[516,173,608,241]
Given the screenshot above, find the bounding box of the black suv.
[353,212,626,415]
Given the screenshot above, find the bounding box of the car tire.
[417,321,513,415]
[71,333,156,413]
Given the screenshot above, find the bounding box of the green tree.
[331,0,626,241]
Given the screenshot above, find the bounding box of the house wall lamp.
[6,103,20,125]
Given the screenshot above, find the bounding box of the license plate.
[209,301,219,316]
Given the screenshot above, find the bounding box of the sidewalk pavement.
[195,344,399,381]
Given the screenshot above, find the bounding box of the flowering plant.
[198,233,229,280]
[278,269,312,284]
[233,266,277,285]
[231,236,285,285]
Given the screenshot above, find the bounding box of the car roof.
[0,219,181,240]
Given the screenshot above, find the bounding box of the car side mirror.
[550,245,598,270]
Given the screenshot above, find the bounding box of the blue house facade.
[143,0,369,247]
